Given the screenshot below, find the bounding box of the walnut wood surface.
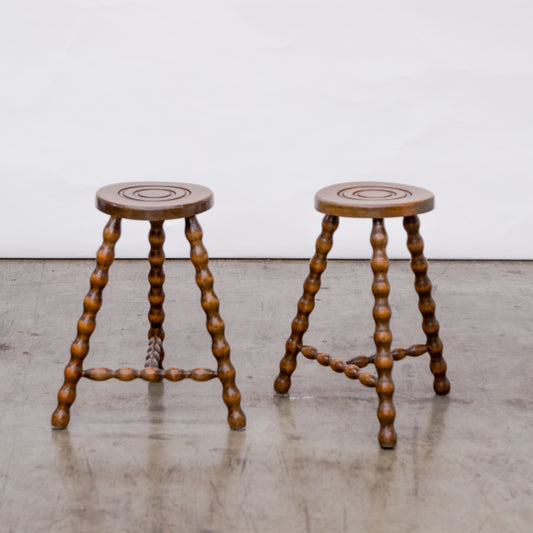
[96,182,214,220]
[52,183,247,431]
[274,214,339,394]
[346,343,428,368]
[370,218,397,449]
[297,343,429,388]
[51,216,121,429]
[299,345,377,387]
[145,221,165,369]
[404,215,450,395]
[145,336,164,369]
[83,366,218,382]
[274,182,448,449]
[315,181,434,218]
[185,215,246,430]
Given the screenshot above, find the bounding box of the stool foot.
[227,408,247,431]
[51,407,70,430]
[185,216,246,430]
[274,214,339,394]
[379,426,398,449]
[51,216,121,429]
[434,378,451,395]
[371,219,397,449]
[404,215,450,396]
[146,220,166,369]
[273,376,291,395]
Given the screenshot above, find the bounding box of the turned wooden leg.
[145,220,166,369]
[51,216,121,429]
[274,214,339,394]
[370,218,397,449]
[403,215,450,395]
[185,216,246,430]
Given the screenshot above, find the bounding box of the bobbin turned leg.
[403,215,450,395]
[274,214,339,394]
[185,216,246,430]
[370,218,397,449]
[51,216,121,429]
[145,220,166,369]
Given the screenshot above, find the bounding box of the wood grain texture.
[300,345,377,387]
[315,181,434,218]
[297,343,428,386]
[274,214,339,394]
[273,183,449,448]
[185,215,246,430]
[96,182,213,220]
[83,366,218,382]
[51,216,121,429]
[404,215,450,395]
[52,183,247,431]
[370,218,397,449]
[146,221,165,369]
[145,336,164,369]
[347,343,428,368]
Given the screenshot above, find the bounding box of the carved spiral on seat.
[118,184,191,203]
[338,185,412,202]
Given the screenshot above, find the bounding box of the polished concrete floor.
[0,259,532,532]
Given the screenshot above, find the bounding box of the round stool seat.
[315,181,434,218]
[96,181,214,220]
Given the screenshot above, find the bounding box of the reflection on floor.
[0,259,532,532]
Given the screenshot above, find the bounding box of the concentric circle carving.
[315,181,434,218]
[118,185,191,203]
[338,186,412,202]
[96,182,213,220]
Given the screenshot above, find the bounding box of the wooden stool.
[274,181,450,448]
[52,182,246,431]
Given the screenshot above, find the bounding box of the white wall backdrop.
[1,0,532,259]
